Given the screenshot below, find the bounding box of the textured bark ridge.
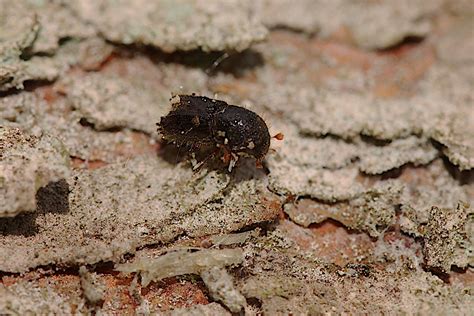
[0,0,472,314]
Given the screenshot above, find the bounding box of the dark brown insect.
[157,94,283,171]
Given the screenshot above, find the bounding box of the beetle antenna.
[273,133,284,140]
[206,52,229,74]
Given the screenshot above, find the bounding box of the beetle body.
[157,95,272,170]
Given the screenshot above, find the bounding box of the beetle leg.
[192,147,219,172]
[221,147,232,164]
[228,153,239,172]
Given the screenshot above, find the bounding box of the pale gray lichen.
[268,124,439,179]
[200,267,247,313]
[257,0,442,49]
[0,0,95,55]
[0,1,38,60]
[268,125,359,170]
[436,17,474,66]
[285,90,436,141]
[117,248,243,286]
[79,266,105,305]
[240,264,474,315]
[343,0,438,49]
[0,1,472,314]
[237,232,474,315]
[283,181,403,238]
[265,124,363,200]
[65,73,169,135]
[1,0,269,91]
[422,202,473,272]
[0,155,277,272]
[269,162,363,202]
[0,126,70,217]
[0,43,110,92]
[0,92,139,163]
[0,0,100,91]
[399,160,472,237]
[431,113,474,171]
[210,230,257,247]
[71,0,267,52]
[258,63,472,171]
[163,302,231,316]
[260,86,437,142]
[22,0,96,54]
[358,136,439,175]
[53,37,115,71]
[1,56,213,161]
[240,274,331,315]
[255,0,322,34]
[0,282,79,315]
[0,0,40,90]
